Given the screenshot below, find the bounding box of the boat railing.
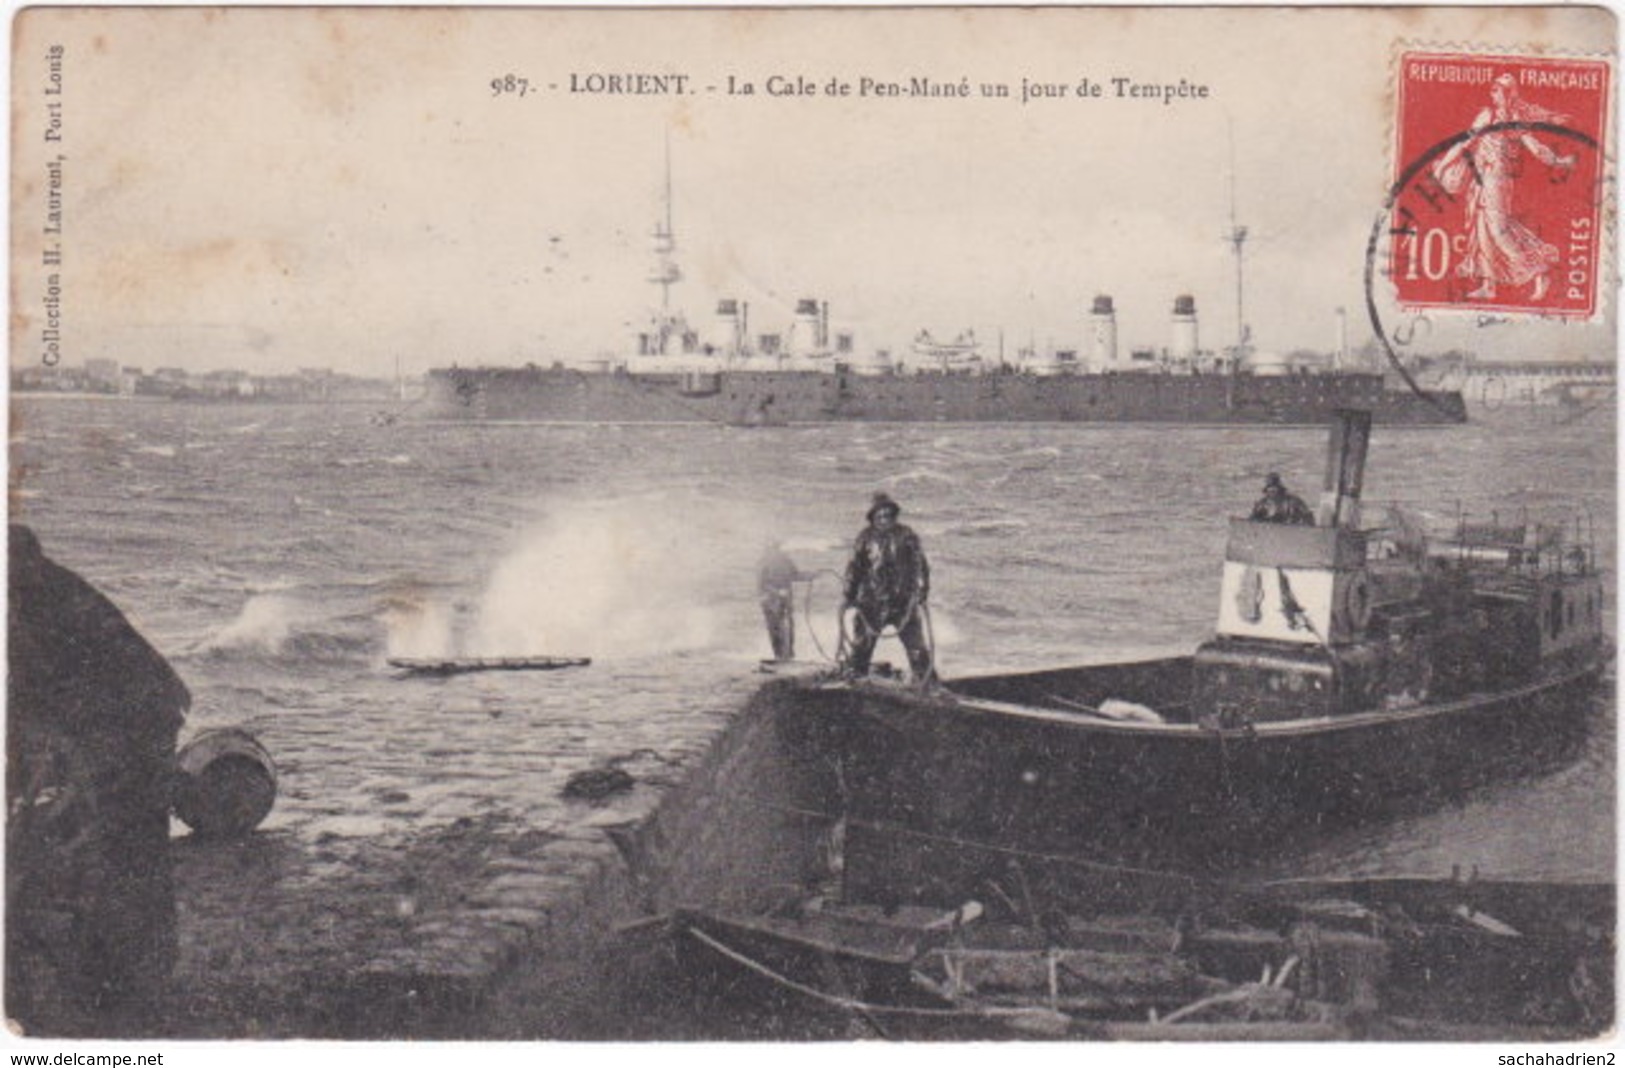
[1427,507,1594,580]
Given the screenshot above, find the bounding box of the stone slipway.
[154,678,831,1039]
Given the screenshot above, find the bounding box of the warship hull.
[420,366,1467,426]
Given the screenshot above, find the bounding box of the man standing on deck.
[841,493,933,683]
[1250,473,1316,526]
[757,539,809,661]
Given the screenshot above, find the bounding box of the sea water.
[10,397,1614,884]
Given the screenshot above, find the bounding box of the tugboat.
[767,409,1608,892]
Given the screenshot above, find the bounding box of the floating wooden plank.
[387,655,590,677]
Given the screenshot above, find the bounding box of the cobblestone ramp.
[156,681,832,1039]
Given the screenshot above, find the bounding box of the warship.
[419,163,1466,427]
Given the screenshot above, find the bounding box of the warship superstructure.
[421,162,1465,427]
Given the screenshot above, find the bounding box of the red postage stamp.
[1391,50,1610,319]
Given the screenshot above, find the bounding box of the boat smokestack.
[1170,295,1199,362]
[1090,295,1118,371]
[1335,306,1348,372]
[1320,409,1372,528]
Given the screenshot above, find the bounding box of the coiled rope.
[835,597,939,685]
[796,569,938,683]
[800,569,845,664]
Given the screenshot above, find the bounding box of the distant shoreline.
[11,391,164,402]
[11,392,397,405]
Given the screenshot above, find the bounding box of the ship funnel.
[713,299,745,357]
[1090,295,1118,371]
[791,298,824,357]
[1170,295,1199,362]
[1319,409,1372,529]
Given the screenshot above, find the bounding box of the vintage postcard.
[6,4,1616,1052]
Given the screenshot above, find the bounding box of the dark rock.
[561,767,635,803]
[7,525,188,1035]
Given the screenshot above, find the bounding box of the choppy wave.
[379,594,458,658]
[196,594,299,654]
[466,493,769,659]
[14,398,1615,883]
[959,599,1019,619]
[944,517,1030,538]
[195,592,375,666]
[780,535,844,555]
[245,576,303,594]
[880,468,956,489]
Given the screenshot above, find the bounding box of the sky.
[9,5,1617,377]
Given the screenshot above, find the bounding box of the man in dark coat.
[7,525,188,1035]
[1250,473,1316,526]
[841,493,933,682]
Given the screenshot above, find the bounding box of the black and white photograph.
[6,4,1616,1051]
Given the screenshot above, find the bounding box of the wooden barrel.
[173,728,277,838]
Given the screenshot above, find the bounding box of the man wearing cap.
[1250,473,1315,525]
[842,493,933,682]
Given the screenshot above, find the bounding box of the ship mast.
[637,135,688,356]
[1225,121,1249,357]
[650,135,681,313]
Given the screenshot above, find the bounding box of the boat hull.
[769,655,1604,897]
[674,877,1615,1040]
[421,367,1466,425]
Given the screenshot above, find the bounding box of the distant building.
[298,367,335,401]
[13,365,90,392]
[11,361,402,403]
[84,358,120,389]
[201,369,256,398]
[134,367,188,397]
[256,375,309,400]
